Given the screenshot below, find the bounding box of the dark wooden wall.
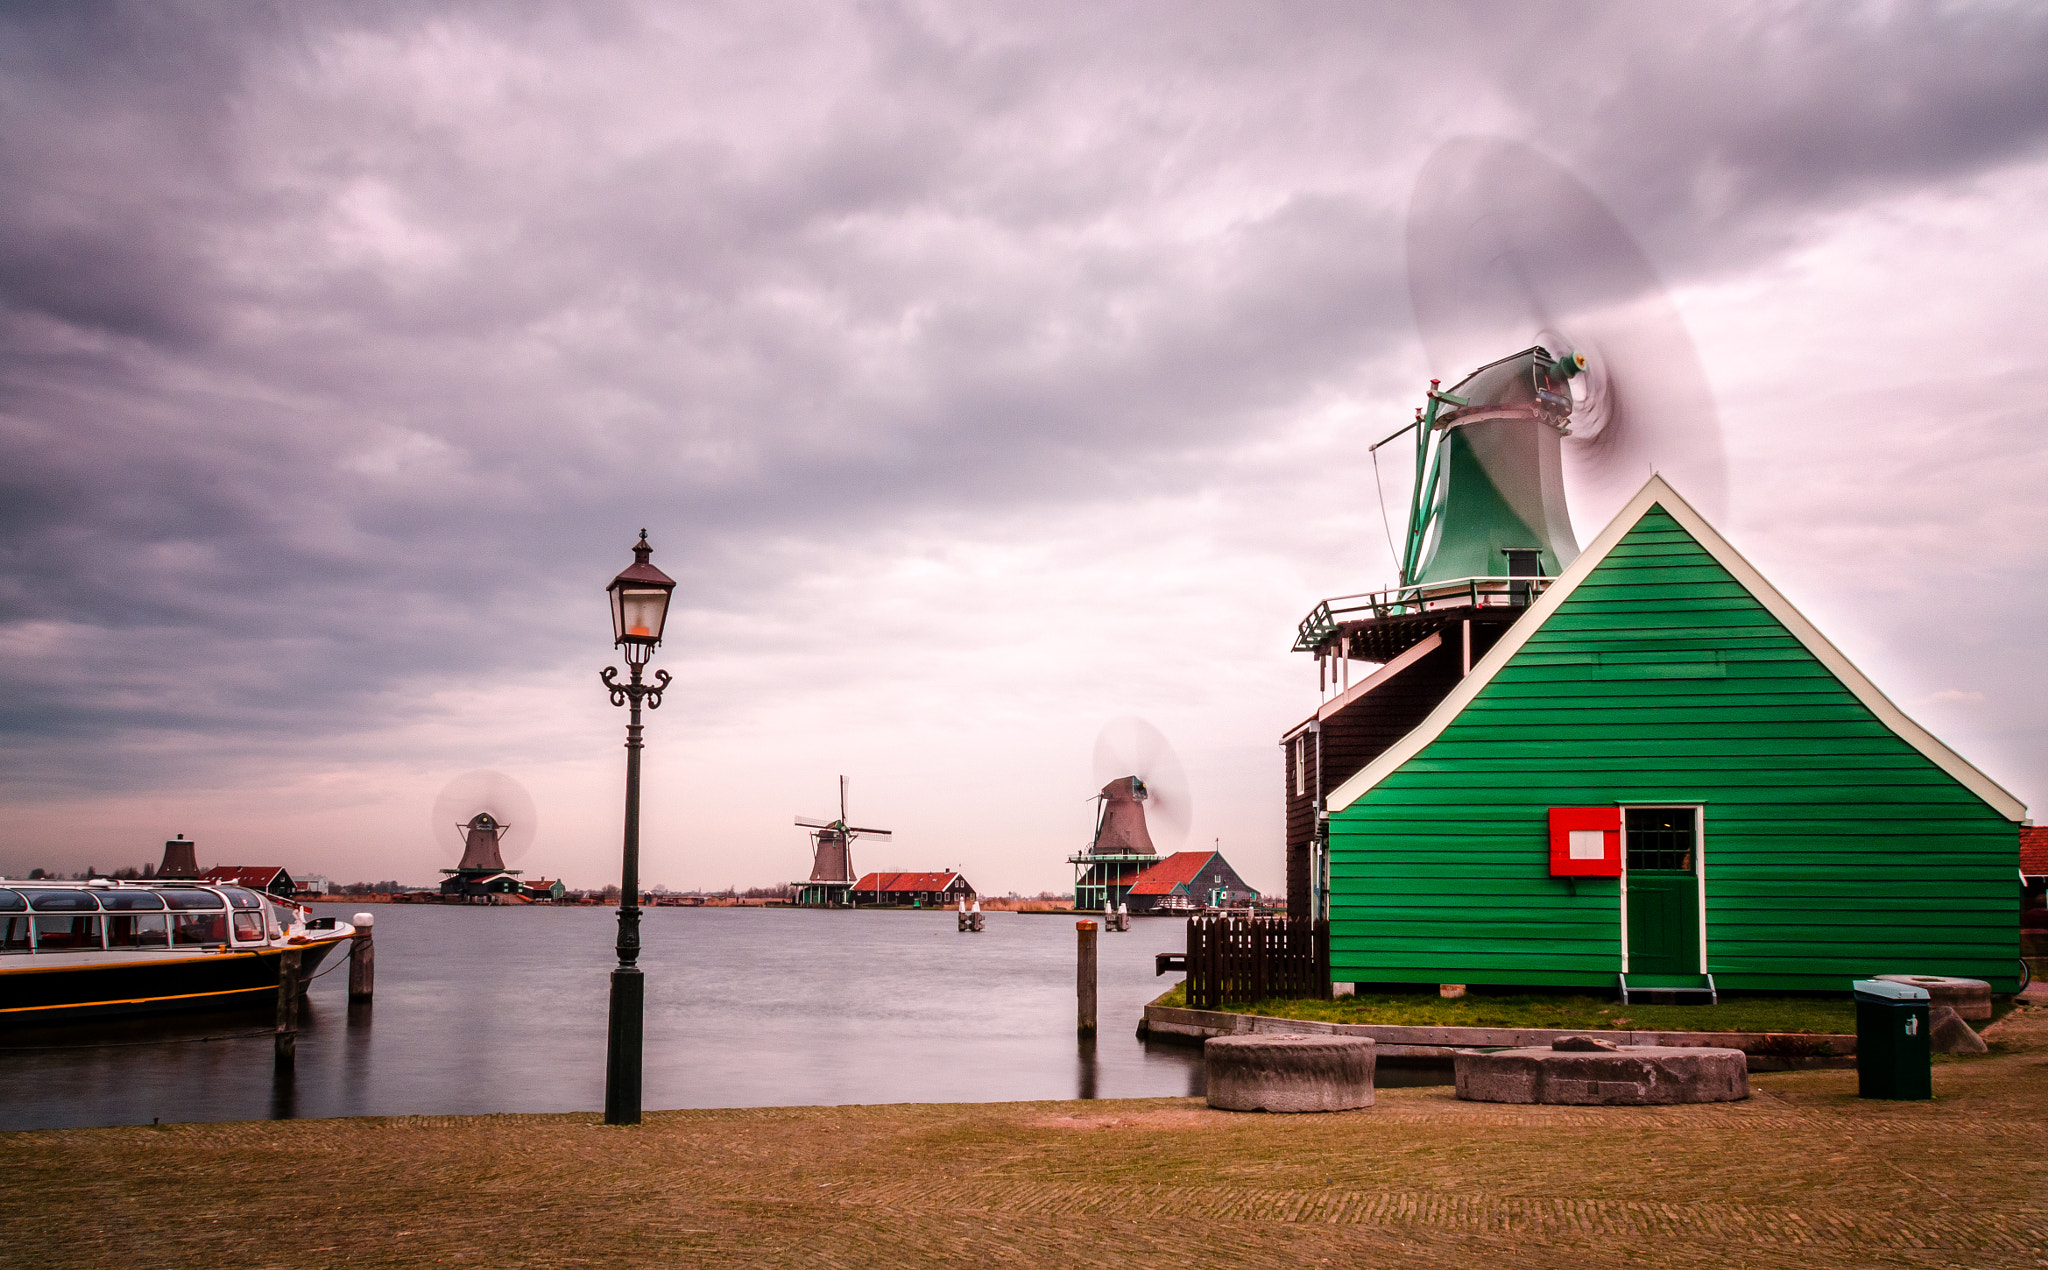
[1284,617,1519,920]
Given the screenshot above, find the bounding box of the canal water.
[0,905,1210,1130]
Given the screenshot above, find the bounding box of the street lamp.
[600,528,676,1126]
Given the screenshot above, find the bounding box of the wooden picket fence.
[1183,914,1330,1009]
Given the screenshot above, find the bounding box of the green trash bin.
[1853,978,1931,1100]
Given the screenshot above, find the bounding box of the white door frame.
[1616,803,1708,977]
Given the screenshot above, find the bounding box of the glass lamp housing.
[607,531,677,654]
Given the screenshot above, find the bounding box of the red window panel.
[1549,807,1622,877]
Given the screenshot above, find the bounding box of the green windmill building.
[1283,348,2026,996]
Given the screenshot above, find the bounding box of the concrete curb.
[1139,1001,1857,1069]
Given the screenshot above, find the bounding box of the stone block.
[1205,1034,1376,1113]
[1874,974,1992,1021]
[1456,1044,1748,1105]
[1928,1004,1988,1054]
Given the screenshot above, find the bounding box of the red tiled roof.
[199,866,288,887]
[852,871,962,893]
[1127,852,1220,896]
[2022,825,2048,877]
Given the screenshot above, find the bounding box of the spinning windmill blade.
[1406,137,1728,536]
[1091,717,1192,849]
[431,770,538,866]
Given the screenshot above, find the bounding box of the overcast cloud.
[3,1,2046,893]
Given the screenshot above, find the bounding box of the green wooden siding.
[1331,506,2020,992]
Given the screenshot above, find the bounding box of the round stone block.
[1874,974,1993,1021]
[1205,1034,1376,1113]
[1456,1042,1748,1105]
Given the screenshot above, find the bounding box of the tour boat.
[0,878,356,1024]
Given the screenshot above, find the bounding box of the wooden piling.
[348,911,375,1001]
[1077,920,1098,1034]
[274,948,302,1071]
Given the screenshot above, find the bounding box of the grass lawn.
[1152,983,1863,1035]
[7,1000,2044,1268]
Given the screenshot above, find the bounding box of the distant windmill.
[432,770,536,904]
[1069,718,1192,912]
[792,776,892,907]
[455,813,508,872]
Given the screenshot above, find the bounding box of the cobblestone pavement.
[5,998,2045,1269]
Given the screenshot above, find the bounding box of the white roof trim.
[1324,474,2027,822]
[1282,631,1445,742]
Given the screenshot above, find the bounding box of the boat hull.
[0,937,348,1025]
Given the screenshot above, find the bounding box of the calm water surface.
[0,905,1207,1129]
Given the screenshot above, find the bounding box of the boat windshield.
[224,888,264,910]
[266,897,298,935]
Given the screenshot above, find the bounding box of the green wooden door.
[1626,873,1699,977]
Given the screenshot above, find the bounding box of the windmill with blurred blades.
[791,776,893,907]
[1284,137,1732,923]
[1069,718,1191,914]
[432,770,540,904]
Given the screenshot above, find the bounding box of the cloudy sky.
[3,1,2045,893]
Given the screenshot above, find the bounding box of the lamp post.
[600,529,676,1126]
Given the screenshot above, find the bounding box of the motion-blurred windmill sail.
[1282,138,1732,925]
[791,775,892,907]
[1394,136,1728,581]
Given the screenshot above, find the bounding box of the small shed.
[198,865,297,900]
[1124,851,1259,914]
[851,871,975,907]
[521,877,567,902]
[1310,478,2026,994]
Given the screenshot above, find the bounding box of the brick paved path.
[5,999,2045,1268]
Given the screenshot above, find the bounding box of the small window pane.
[1626,807,1695,872]
[232,911,264,942]
[0,889,25,912]
[33,913,102,950]
[107,913,170,948]
[171,912,227,946]
[2,914,30,951]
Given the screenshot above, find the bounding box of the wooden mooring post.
[348,911,375,1001]
[274,948,302,1071]
[1077,919,1098,1034]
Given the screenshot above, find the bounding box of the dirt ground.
[4,996,2045,1269]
